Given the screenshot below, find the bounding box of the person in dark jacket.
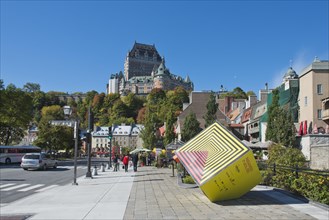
[113,154,119,172]
[132,153,138,172]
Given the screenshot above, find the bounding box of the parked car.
[21,153,58,170]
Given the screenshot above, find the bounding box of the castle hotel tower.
[124,42,162,81]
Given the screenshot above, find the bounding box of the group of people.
[112,152,154,172]
[120,153,139,172]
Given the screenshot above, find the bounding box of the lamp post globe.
[63,105,72,117]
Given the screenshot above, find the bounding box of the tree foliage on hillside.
[266,89,295,147]
[2,80,191,150]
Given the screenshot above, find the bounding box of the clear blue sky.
[1,0,328,96]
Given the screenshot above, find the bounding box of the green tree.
[246,90,256,97]
[148,88,166,105]
[140,106,157,149]
[267,143,306,167]
[22,82,41,93]
[0,84,33,145]
[164,107,176,145]
[182,112,201,142]
[231,87,247,99]
[122,92,145,119]
[203,92,218,128]
[35,105,74,152]
[266,89,295,147]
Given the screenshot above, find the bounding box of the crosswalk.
[0,183,59,193]
[0,165,99,193]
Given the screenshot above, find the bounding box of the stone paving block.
[123,166,326,220]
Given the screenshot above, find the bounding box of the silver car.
[21,153,58,170]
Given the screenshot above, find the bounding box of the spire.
[185,75,191,83]
[162,56,165,65]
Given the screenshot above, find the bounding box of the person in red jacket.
[122,154,129,172]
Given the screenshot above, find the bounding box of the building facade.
[176,91,230,140]
[91,124,144,153]
[298,58,329,131]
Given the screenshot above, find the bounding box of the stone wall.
[300,134,329,170]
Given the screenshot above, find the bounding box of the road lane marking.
[0,183,15,189]
[35,184,58,192]
[18,184,45,192]
[1,184,30,191]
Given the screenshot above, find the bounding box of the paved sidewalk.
[0,166,135,220]
[124,167,329,220]
[0,166,328,220]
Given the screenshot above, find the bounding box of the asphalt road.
[0,158,110,204]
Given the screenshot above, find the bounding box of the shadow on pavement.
[133,178,164,183]
[215,190,309,206]
[1,179,26,182]
[23,168,70,172]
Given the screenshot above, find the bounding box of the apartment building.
[299,58,329,131]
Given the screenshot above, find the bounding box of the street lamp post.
[86,106,93,178]
[85,130,92,178]
[108,139,112,168]
[107,126,113,169]
[63,105,79,185]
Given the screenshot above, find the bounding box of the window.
[304,96,308,107]
[317,84,323,94]
[317,109,322,119]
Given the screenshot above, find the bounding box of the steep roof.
[178,92,229,129]
[129,42,162,62]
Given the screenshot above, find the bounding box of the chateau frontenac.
[107,42,194,95]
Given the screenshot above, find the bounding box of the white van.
[21,153,58,170]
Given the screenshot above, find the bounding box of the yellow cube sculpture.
[175,121,261,202]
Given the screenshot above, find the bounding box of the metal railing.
[258,161,329,178]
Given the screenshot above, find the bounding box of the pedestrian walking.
[132,153,138,172]
[113,154,119,172]
[122,154,129,172]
